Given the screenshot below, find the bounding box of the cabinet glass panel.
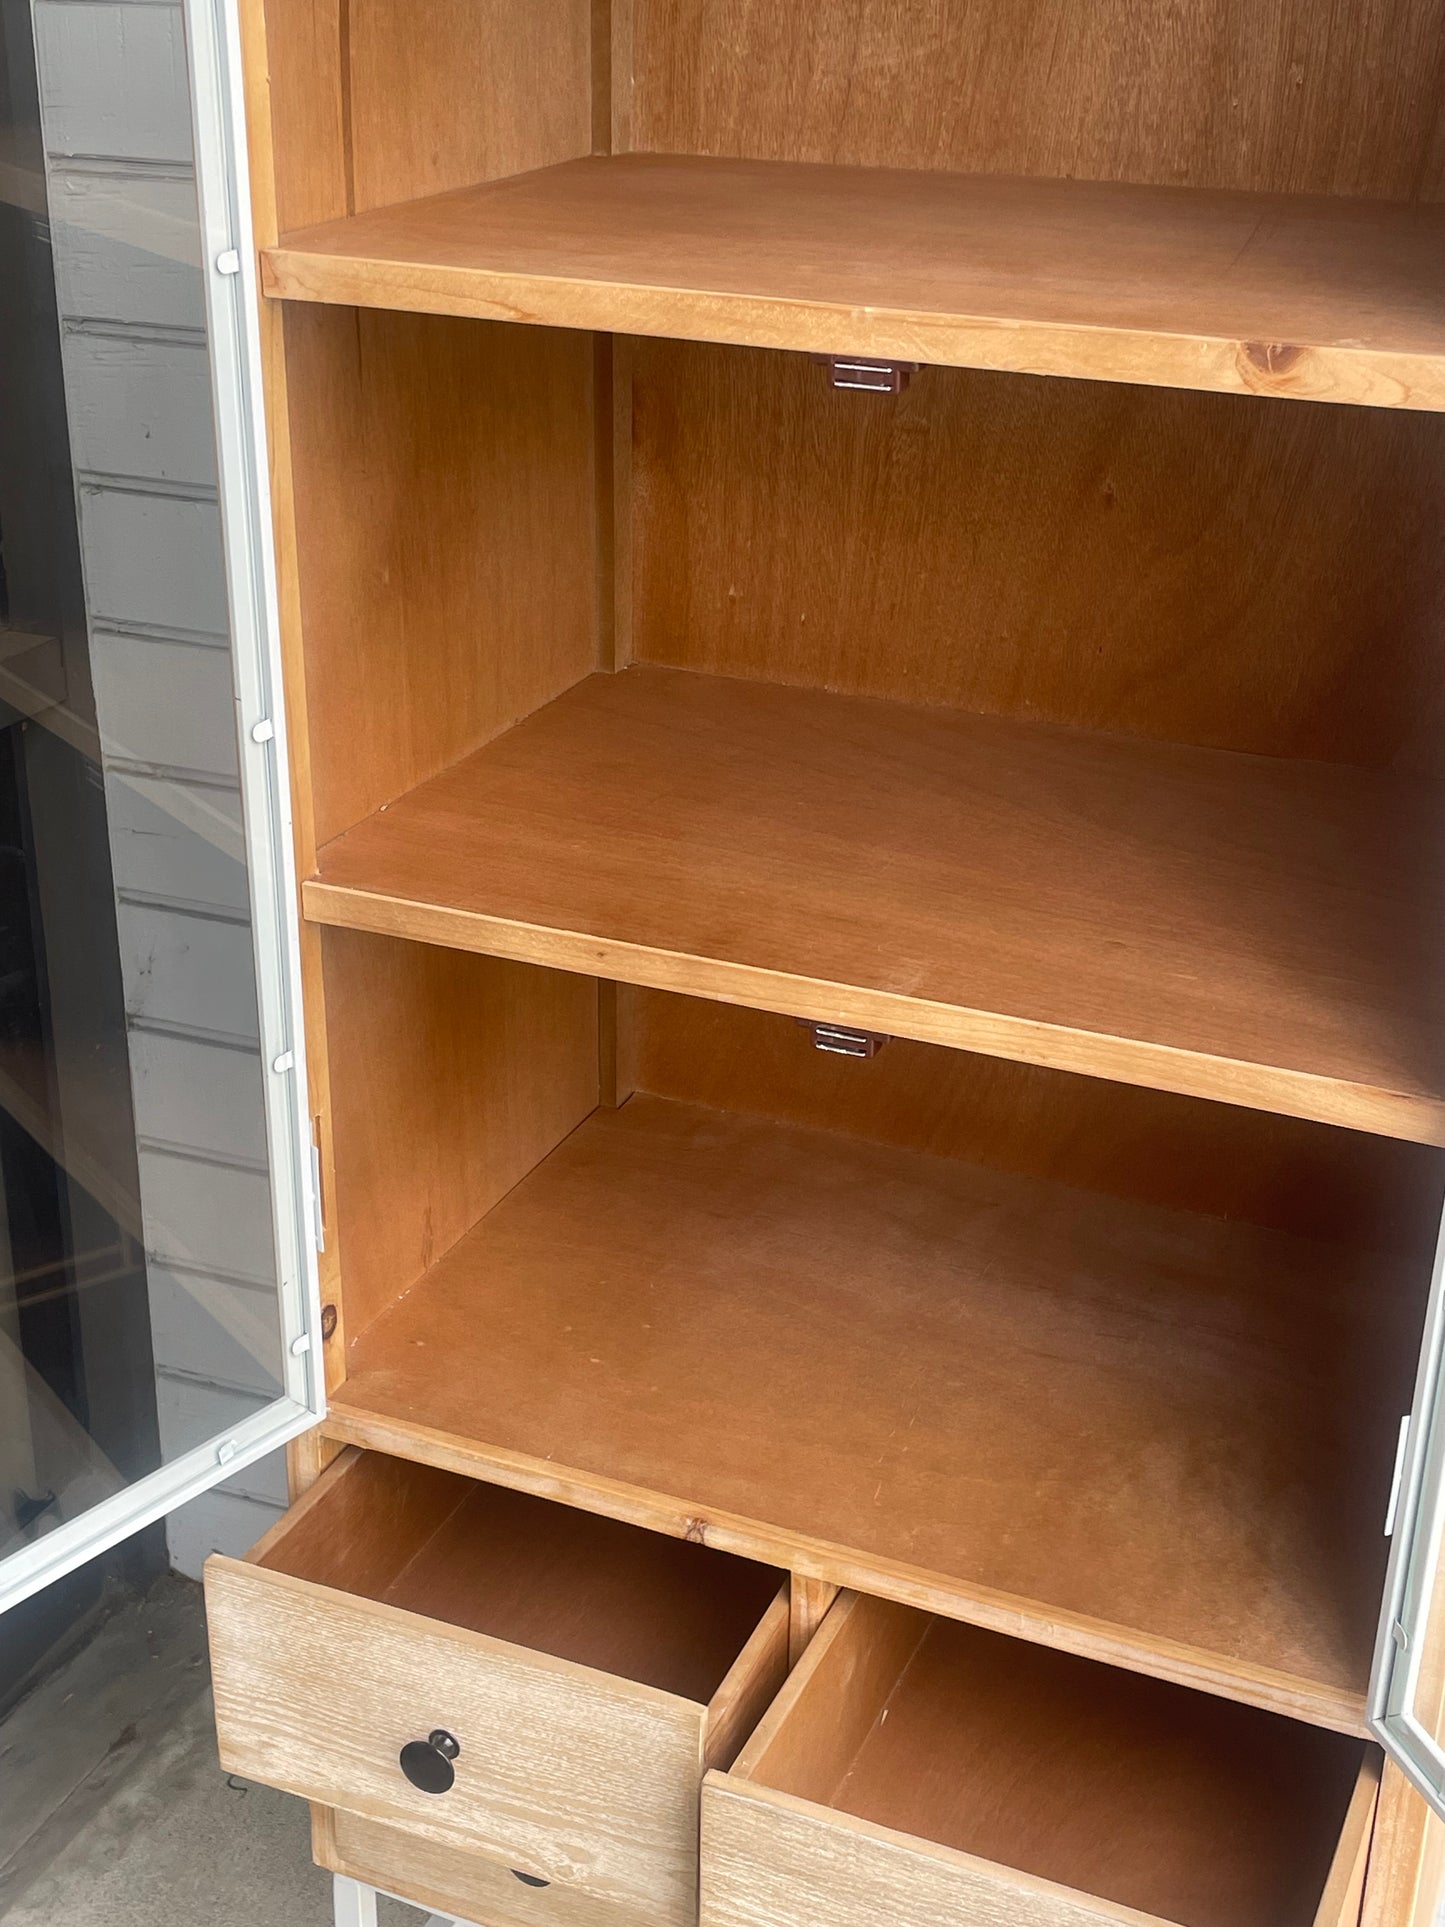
[0,0,314,1596]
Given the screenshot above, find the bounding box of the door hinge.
[1386,1413,1412,1537]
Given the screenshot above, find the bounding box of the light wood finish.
[787,1578,839,1668]
[1362,1767,1445,1927]
[634,993,1445,1256]
[705,1594,1376,1927]
[305,667,1445,1143]
[623,0,1445,201]
[320,930,597,1342]
[327,1094,1425,1729]
[282,304,598,849]
[326,1809,634,1927]
[264,156,1445,411]
[207,1449,782,1926]
[346,0,592,214]
[630,342,1445,772]
[704,1587,791,1773]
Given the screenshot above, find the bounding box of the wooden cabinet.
[208,1,1445,1922]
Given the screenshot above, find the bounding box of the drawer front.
[701,1776,1161,1927]
[328,1808,638,1927]
[206,1558,705,1927]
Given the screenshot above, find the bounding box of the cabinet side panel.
[1362,1764,1445,1927]
[285,307,599,848]
[626,0,1445,201]
[347,0,594,212]
[323,930,599,1342]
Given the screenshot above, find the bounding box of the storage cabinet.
[199,1,1445,1922]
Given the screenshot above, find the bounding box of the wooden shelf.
[326,1094,1422,1734]
[305,666,1445,1143]
[263,155,1445,411]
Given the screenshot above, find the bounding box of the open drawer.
[702,1593,1381,1927]
[204,1448,787,1927]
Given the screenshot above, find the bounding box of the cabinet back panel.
[285,306,600,847]
[322,928,599,1342]
[623,0,1445,200]
[630,340,1445,769]
[631,990,1445,1257]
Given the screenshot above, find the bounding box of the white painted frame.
[1371,1207,1445,1820]
[0,0,323,1617]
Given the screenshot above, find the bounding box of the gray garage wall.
[31,0,287,1574]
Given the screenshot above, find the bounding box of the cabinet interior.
[258,0,1445,1832]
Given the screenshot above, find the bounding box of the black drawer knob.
[512,1872,550,1889]
[399,1728,460,1794]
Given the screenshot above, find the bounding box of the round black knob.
[512,1872,550,1889]
[399,1729,460,1794]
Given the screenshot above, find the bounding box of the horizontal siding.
[106,773,250,913]
[34,1,192,165]
[90,632,238,775]
[117,899,261,1042]
[79,485,226,637]
[146,1263,285,1397]
[129,1028,268,1166]
[138,1145,276,1287]
[155,1376,289,1503]
[165,1482,284,1579]
[49,170,204,329]
[63,328,217,487]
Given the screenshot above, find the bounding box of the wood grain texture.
[320,928,597,1343]
[258,1450,782,1702]
[205,1557,706,1922]
[624,0,1445,202]
[630,341,1445,770]
[264,157,1445,410]
[249,0,348,235]
[1361,1765,1445,1927]
[346,0,593,213]
[705,1587,791,1772]
[787,1577,839,1668]
[705,1601,1373,1927]
[327,1808,637,1927]
[330,1094,1426,1727]
[305,667,1445,1143]
[633,993,1445,1256]
[283,304,598,849]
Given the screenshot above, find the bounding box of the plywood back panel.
[348,0,595,213]
[632,991,1445,1256]
[622,0,1445,201]
[322,927,599,1341]
[630,340,1445,770]
[285,306,599,848]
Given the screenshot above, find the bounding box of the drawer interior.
[734,1594,1375,1927]
[253,1449,783,1705]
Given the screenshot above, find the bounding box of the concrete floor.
[0,1576,415,1925]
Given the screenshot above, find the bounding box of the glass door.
[0,0,321,1615]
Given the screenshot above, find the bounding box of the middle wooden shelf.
[303,664,1445,1143]
[323,1088,1421,1739]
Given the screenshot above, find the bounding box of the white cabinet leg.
[333,1875,380,1927]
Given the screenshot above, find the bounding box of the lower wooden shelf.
[326,1093,1421,1735]
[305,666,1445,1144]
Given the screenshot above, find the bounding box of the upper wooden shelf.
[304,666,1445,1144]
[327,1093,1418,1735]
[263,154,1445,410]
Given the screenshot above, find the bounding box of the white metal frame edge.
[0,0,324,1617]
